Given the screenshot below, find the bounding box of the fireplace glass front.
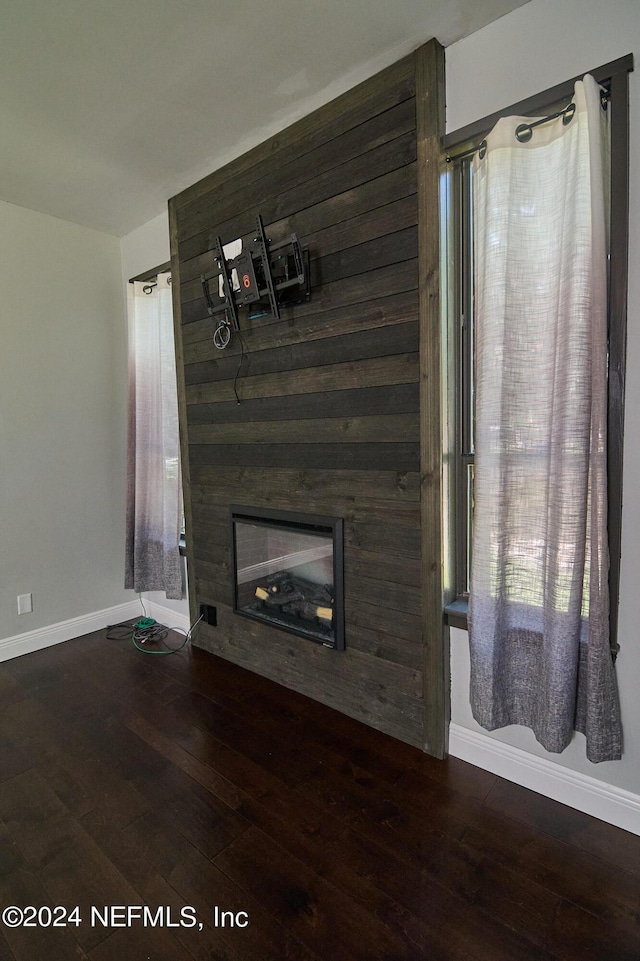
[231,507,344,649]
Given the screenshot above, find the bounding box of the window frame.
[443,54,633,654]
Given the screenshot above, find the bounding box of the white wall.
[119,210,170,290]
[119,210,190,626]
[0,200,132,641]
[446,0,640,798]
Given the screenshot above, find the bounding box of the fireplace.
[231,506,344,650]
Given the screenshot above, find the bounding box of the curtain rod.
[446,91,607,164]
[128,261,172,286]
[138,275,172,295]
[443,52,632,155]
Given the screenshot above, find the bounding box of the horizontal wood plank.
[188,412,420,446]
[344,571,422,616]
[344,520,422,558]
[190,490,421,527]
[188,466,421,501]
[345,597,422,644]
[185,353,419,405]
[186,383,420,425]
[178,131,416,266]
[188,442,420,471]
[345,623,425,670]
[344,547,421,586]
[178,162,417,273]
[311,225,418,288]
[184,321,418,387]
[181,288,418,359]
[178,98,416,244]
[302,191,418,260]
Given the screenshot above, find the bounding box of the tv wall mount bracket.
[200,215,308,350]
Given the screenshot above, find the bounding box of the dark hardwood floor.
[0,625,639,960]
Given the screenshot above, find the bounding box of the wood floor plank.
[0,696,148,828]
[88,925,189,961]
[483,777,640,879]
[214,825,421,961]
[123,699,523,960]
[126,714,247,811]
[147,647,496,800]
[459,819,640,934]
[150,689,323,787]
[80,804,302,961]
[129,761,251,862]
[0,669,26,711]
[0,867,92,961]
[167,842,324,961]
[0,931,15,961]
[81,808,192,899]
[0,631,639,961]
[0,769,144,953]
[546,898,640,961]
[121,681,560,960]
[126,871,249,961]
[0,738,32,786]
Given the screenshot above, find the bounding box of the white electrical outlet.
[17,593,33,615]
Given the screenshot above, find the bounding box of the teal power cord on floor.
[106,607,204,655]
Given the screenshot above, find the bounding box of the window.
[125,265,184,600]
[443,57,633,762]
[444,55,632,658]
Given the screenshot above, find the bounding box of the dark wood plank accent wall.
[169,41,446,753]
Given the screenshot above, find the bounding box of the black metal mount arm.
[200,214,308,350]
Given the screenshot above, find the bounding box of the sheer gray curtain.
[468,75,621,762]
[125,273,183,600]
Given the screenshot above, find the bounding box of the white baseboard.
[0,600,143,663]
[449,722,640,837]
[0,599,194,665]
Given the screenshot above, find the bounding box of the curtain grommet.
[515,124,533,143]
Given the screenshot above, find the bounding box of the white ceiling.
[0,0,529,236]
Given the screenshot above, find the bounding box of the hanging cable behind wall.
[232,330,248,405]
